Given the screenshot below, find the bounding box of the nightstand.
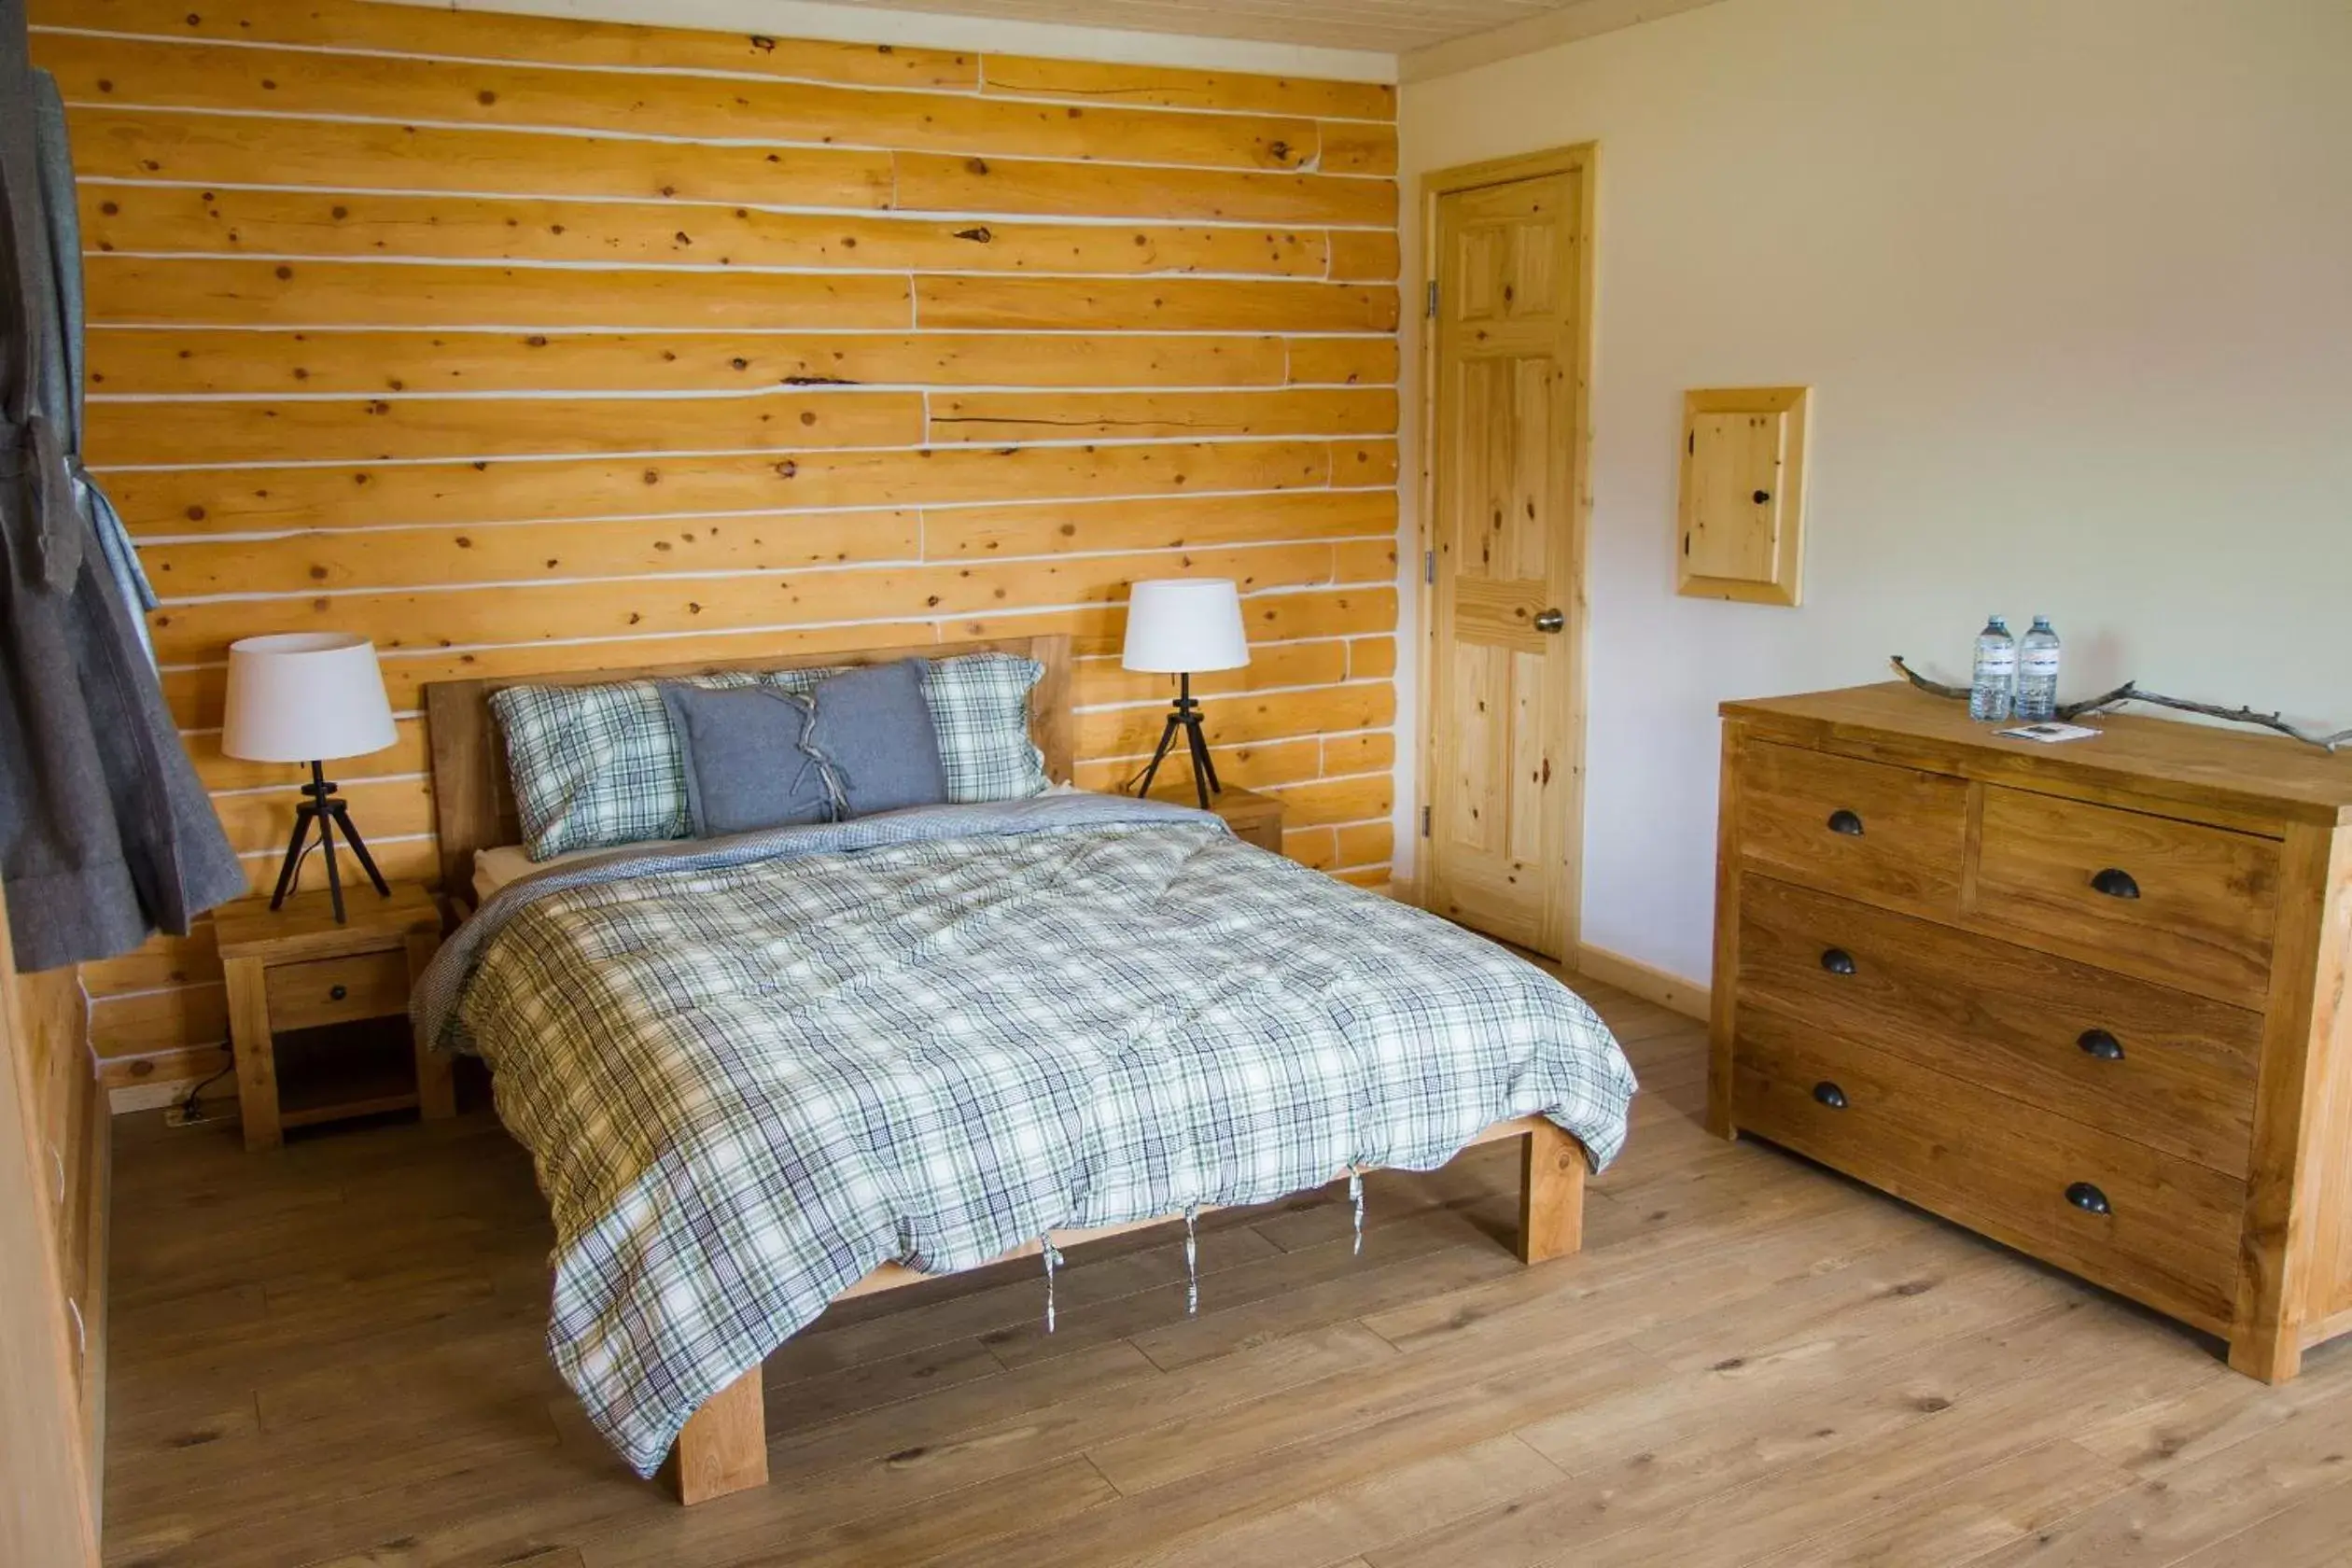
[216,884,452,1151]
[1145,781,1286,855]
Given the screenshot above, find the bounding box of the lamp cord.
[283,833,325,896]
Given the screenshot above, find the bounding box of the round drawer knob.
[2077,1029,2124,1061]
[1826,808,1864,837]
[1820,947,1856,976]
[2065,1182,2112,1217]
[329,984,348,1001]
[1812,1081,1848,1111]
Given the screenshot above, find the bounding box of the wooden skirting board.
[1388,873,1712,1024]
[1569,944,1711,1024]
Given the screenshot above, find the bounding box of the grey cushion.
[806,659,949,819]
[659,684,835,839]
[766,652,1047,803]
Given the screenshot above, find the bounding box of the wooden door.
[1423,161,1589,958]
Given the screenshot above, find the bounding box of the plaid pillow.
[767,653,1046,804]
[922,652,1048,803]
[492,672,761,860]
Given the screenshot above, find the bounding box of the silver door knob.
[1533,609,1565,633]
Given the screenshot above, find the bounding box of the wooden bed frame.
[421,633,1593,1505]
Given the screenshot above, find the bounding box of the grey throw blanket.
[419,794,1636,1475]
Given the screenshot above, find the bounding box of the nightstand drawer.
[264,952,410,1033]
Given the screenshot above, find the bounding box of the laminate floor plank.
[1740,1441,2127,1568]
[97,993,2345,1568]
[1954,1351,2352,1567]
[2161,1474,2352,1568]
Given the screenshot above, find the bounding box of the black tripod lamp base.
[1130,672,1222,812]
[269,760,394,924]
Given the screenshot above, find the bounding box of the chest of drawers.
[1711,683,2352,1379]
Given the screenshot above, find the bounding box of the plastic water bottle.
[1968,615,2016,722]
[2015,616,2062,722]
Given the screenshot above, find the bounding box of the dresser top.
[1722,682,2352,827]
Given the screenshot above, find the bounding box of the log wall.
[31,0,1400,1085]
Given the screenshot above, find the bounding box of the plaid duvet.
[416,793,1635,1477]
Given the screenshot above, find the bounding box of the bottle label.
[2021,650,2060,676]
[1977,649,2016,675]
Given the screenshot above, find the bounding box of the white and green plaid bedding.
[415,793,1635,1477]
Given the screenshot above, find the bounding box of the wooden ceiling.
[843,0,1666,56]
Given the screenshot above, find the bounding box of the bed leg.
[1518,1121,1587,1265]
[666,1365,768,1505]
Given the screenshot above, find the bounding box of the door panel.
[1426,164,1588,958]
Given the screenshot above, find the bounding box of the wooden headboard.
[422,634,1073,898]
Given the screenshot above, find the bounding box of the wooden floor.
[101,975,2352,1568]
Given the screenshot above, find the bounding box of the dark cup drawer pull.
[1820,947,1856,975]
[2078,1029,2124,1061]
[1826,808,1864,837]
[1812,1081,1848,1111]
[2065,1182,2112,1217]
[328,984,348,1001]
[2090,867,2141,900]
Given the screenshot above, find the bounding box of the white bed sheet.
[472,843,607,903]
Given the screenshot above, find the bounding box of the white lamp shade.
[220,633,399,763]
[1121,578,1250,674]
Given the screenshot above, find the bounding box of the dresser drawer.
[1975,790,2281,1008]
[1737,875,2263,1176]
[264,951,411,1033]
[1731,1011,2245,1333]
[1737,742,1968,914]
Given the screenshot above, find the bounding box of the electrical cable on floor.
[172,1060,235,1126]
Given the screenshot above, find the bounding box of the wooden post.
[666,1365,768,1505]
[222,957,281,1152]
[1518,1120,1587,1264]
[404,930,456,1121]
[1705,719,1746,1141]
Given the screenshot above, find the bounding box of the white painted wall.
[1395,0,2352,985]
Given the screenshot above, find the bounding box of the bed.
[417,634,1636,1504]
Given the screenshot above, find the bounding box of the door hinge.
[1421,805,1433,838]
[1425,280,1438,318]
[1423,548,1436,585]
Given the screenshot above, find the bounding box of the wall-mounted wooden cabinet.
[1678,385,1809,606]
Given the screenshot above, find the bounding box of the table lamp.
[221,632,399,923]
[1121,578,1250,810]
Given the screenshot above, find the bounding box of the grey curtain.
[1,0,245,971]
[35,75,158,657]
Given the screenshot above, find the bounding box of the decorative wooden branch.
[1888,656,2352,753]
[1886,656,1971,703]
